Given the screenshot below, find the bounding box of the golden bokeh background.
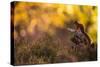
[13,2,97,43]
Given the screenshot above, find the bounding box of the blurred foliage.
[13,2,97,43]
[11,2,97,65]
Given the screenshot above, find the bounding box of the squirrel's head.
[73,21,84,32]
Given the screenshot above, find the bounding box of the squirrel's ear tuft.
[75,20,80,24]
[73,20,79,25]
[73,21,79,28]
